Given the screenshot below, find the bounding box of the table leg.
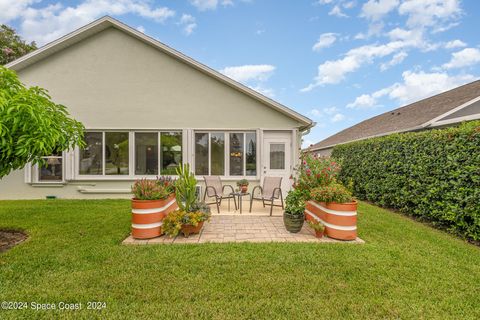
[239,195,242,214]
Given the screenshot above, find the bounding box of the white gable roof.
[6,16,313,130]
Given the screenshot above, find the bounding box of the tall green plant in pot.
[283,188,306,233]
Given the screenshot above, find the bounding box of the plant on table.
[162,164,211,237]
[236,179,249,193]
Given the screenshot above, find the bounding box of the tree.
[0,66,85,178]
[1,25,37,65]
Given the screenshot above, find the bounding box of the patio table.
[230,192,250,214]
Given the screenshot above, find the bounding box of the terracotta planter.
[240,185,248,193]
[314,229,325,238]
[283,212,304,233]
[304,200,357,241]
[181,221,204,237]
[131,194,178,239]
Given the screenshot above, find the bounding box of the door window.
[269,143,285,170]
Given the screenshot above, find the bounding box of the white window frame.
[193,130,259,180]
[74,129,183,180]
[33,153,65,184]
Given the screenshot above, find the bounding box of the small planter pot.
[240,185,248,193]
[181,221,204,237]
[283,212,304,233]
[131,194,177,239]
[314,229,325,238]
[305,200,358,241]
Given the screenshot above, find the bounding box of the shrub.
[310,182,353,204]
[285,188,307,216]
[332,121,480,240]
[131,178,172,200]
[293,153,341,192]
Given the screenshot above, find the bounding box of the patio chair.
[203,176,237,213]
[249,177,284,216]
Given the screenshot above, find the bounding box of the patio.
[123,198,365,244]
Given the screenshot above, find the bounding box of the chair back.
[262,176,282,198]
[204,176,223,197]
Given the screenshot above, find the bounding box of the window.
[79,130,182,177]
[38,153,63,182]
[79,132,103,175]
[135,133,158,175]
[270,143,285,170]
[105,132,129,175]
[194,131,256,177]
[195,133,209,175]
[229,133,244,176]
[161,132,182,175]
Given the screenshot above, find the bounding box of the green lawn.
[0,200,479,319]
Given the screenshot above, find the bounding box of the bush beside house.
[332,121,480,241]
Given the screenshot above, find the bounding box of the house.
[0,16,313,200]
[308,80,480,156]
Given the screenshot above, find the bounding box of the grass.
[0,200,479,319]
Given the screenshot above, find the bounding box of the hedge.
[332,120,480,241]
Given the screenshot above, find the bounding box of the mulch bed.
[0,230,28,253]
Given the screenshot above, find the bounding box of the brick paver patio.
[122,215,364,245]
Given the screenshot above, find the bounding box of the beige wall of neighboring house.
[0,18,312,200]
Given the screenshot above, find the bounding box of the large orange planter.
[305,200,357,240]
[131,194,178,239]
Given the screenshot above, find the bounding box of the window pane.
[195,133,209,175]
[161,132,182,175]
[270,143,285,170]
[79,132,103,175]
[39,157,62,181]
[246,133,256,176]
[211,133,225,175]
[229,133,244,176]
[135,133,158,175]
[105,132,129,175]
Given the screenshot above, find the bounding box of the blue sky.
[2,0,480,147]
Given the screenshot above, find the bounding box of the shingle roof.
[309,80,480,151]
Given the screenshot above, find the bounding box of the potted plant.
[162,164,211,238]
[236,179,249,193]
[307,182,357,241]
[308,220,325,238]
[283,188,306,233]
[131,177,177,239]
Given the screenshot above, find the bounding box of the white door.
[263,132,292,195]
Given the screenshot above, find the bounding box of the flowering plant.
[131,177,174,200]
[310,182,353,204]
[292,153,341,192]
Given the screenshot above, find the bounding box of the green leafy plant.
[0,66,84,178]
[175,163,197,212]
[131,178,173,200]
[332,120,480,241]
[308,220,325,232]
[310,182,353,204]
[236,179,249,187]
[162,209,211,237]
[285,188,308,216]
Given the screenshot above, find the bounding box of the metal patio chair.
[249,176,284,216]
[203,176,237,213]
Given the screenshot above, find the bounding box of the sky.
[1,0,480,147]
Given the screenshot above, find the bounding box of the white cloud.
[398,0,462,28]
[444,39,467,49]
[178,14,197,35]
[250,85,275,98]
[6,0,175,45]
[347,70,476,108]
[136,25,145,33]
[220,64,276,83]
[323,106,339,115]
[190,0,219,11]
[331,113,346,122]
[380,51,407,71]
[442,48,480,69]
[309,106,339,117]
[360,0,399,21]
[329,5,348,18]
[312,33,337,52]
[310,108,322,117]
[0,0,36,23]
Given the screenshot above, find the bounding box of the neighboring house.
[308,80,480,156]
[0,16,313,200]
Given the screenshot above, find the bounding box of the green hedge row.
[332,121,480,241]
